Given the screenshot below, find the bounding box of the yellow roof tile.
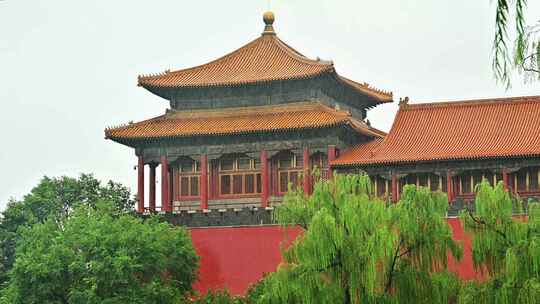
[333,96,540,166]
[105,102,383,143]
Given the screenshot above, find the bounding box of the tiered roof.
[138,34,332,89]
[333,96,540,166]
[105,102,384,145]
[137,12,392,104]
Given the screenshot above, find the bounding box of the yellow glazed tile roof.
[333,96,540,166]
[105,102,384,141]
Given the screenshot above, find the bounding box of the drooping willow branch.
[385,237,404,293]
[492,0,534,87]
[521,53,540,73]
[466,209,510,245]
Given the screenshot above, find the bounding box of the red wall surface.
[190,218,480,295]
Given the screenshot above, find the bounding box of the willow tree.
[492,0,539,86]
[458,180,540,303]
[258,174,462,304]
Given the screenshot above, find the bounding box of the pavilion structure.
[105,12,391,214]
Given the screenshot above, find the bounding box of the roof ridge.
[138,36,263,81]
[138,35,332,84]
[362,106,405,155]
[346,119,386,138]
[404,95,540,110]
[105,113,167,134]
[337,75,393,101]
[272,36,334,67]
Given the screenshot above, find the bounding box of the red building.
[105,12,540,294]
[334,96,540,214]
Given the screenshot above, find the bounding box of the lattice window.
[277,152,303,193]
[311,152,329,181]
[219,156,261,196]
[178,159,200,198]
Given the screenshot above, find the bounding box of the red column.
[391,173,398,203]
[169,169,174,206]
[502,168,509,191]
[172,167,178,202]
[447,170,454,203]
[208,160,214,200]
[137,156,145,213]
[327,145,337,180]
[211,161,219,200]
[200,154,208,210]
[303,148,311,195]
[149,164,156,212]
[161,155,170,212]
[260,150,269,208]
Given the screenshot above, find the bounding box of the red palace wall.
[190,218,480,295]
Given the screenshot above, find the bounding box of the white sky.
[0,0,539,209]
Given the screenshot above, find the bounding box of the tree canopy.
[0,174,135,286]
[257,174,462,304]
[1,202,198,304]
[458,180,540,303]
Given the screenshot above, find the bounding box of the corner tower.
[105,12,393,217]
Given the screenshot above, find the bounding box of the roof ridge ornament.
[262,11,276,35]
[399,96,410,108]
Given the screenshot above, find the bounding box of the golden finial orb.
[262,11,276,35]
[263,11,275,25]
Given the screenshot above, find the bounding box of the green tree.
[493,0,539,86]
[0,174,134,286]
[258,174,462,304]
[192,289,245,304]
[458,180,540,303]
[1,202,198,304]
